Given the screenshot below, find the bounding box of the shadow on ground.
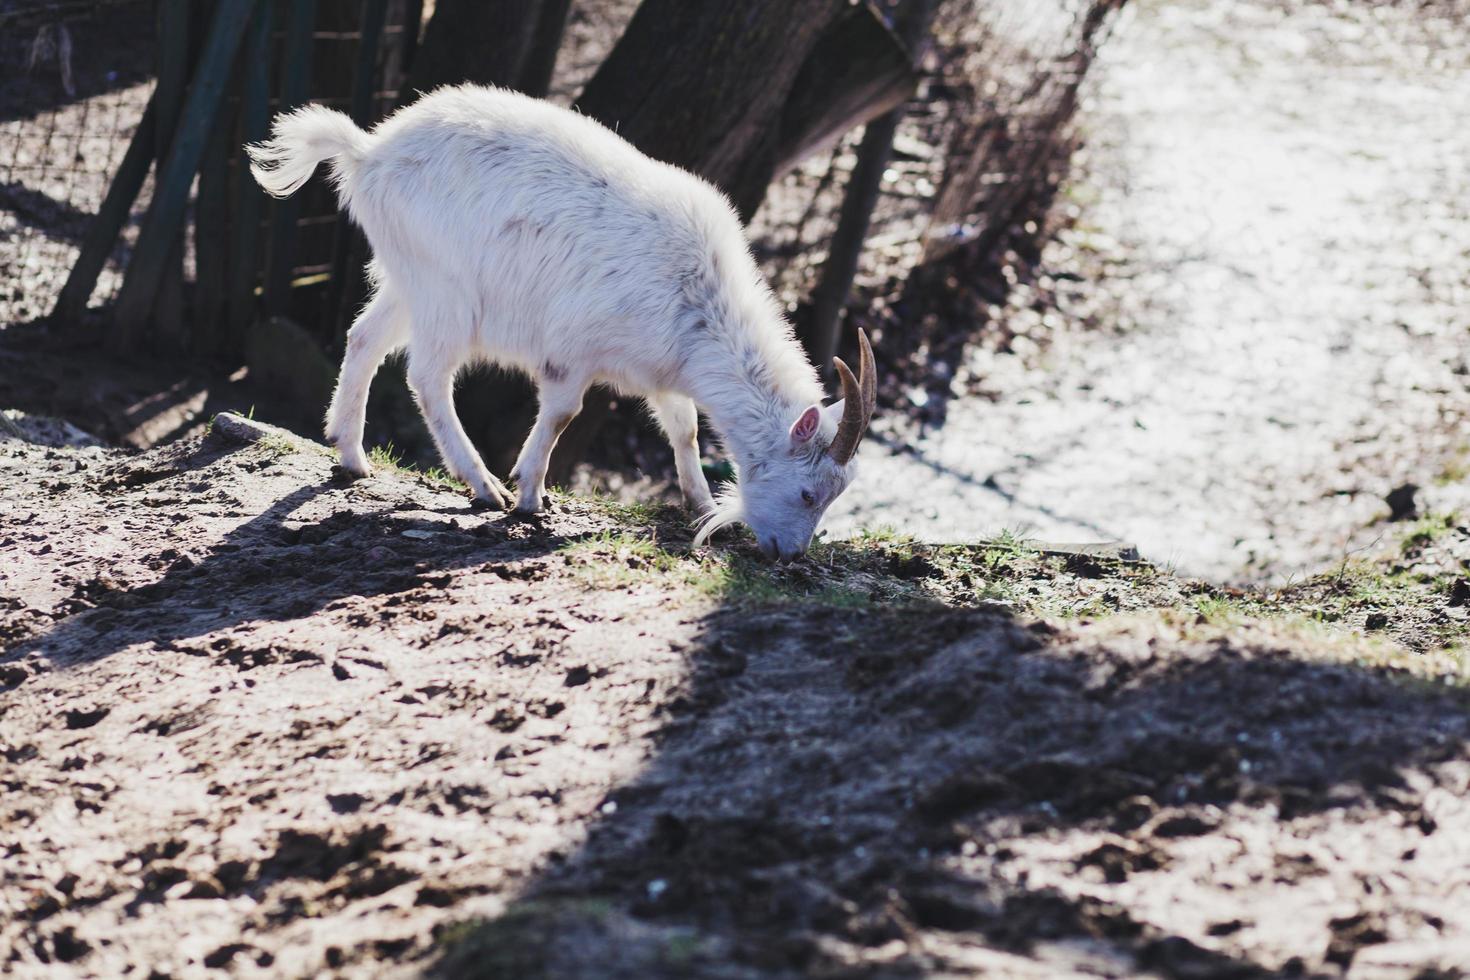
[3,417,1466,977]
[0,5,154,125]
[435,569,1469,976]
[5,431,584,671]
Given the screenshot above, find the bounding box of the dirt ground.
[3,413,1468,978]
[5,2,1470,976]
[829,0,1470,582]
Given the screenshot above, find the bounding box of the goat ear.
[789,404,823,445]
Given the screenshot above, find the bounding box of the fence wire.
[751,0,1124,353]
[1,0,155,326]
[1,0,1123,344]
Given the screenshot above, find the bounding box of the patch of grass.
[420,466,463,490]
[1129,609,1469,687]
[561,497,1464,661]
[974,530,1042,577]
[1436,448,1469,486]
[558,531,690,589]
[1254,553,1465,653]
[851,525,917,548]
[563,507,1100,613]
[367,442,466,490]
[558,531,900,607]
[979,546,1025,577]
[369,442,406,470]
[1399,512,1457,555]
[599,497,682,528]
[700,552,876,608]
[1193,595,1246,625]
[989,528,1031,550]
[257,433,299,456]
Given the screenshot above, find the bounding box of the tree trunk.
[800,0,939,377]
[394,0,574,476]
[406,0,571,98]
[917,0,1124,266]
[572,0,849,220]
[772,3,915,180]
[542,0,858,483]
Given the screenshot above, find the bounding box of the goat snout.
[759,538,806,563]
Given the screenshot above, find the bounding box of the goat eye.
[801,489,816,506]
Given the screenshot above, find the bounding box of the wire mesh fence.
[746,0,1123,417]
[1,0,1125,365]
[750,0,1125,372]
[1,0,155,325]
[0,0,420,338]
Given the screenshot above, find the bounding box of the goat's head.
[697,330,878,561]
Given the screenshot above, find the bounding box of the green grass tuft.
[366,442,466,490]
[549,497,1464,660]
[1399,512,1457,554]
[368,442,405,470]
[257,434,298,456]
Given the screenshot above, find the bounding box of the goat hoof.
[333,443,372,477]
[469,494,510,512]
[332,462,369,481]
[466,479,513,510]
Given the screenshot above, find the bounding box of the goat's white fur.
[248,85,858,558]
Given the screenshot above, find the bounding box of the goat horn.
[827,329,876,465]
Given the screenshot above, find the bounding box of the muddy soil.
[829,0,1470,582]
[3,414,1469,978]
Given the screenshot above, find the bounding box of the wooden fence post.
[800,0,938,377]
[227,0,276,352]
[107,0,188,350]
[111,0,257,344]
[262,0,319,317]
[195,0,240,354]
[324,0,390,345]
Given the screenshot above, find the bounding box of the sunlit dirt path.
[829,0,1470,581]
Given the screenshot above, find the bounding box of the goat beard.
[692,485,745,547]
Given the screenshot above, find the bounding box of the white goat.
[247,84,875,560]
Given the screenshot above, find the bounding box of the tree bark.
[406,0,571,98]
[772,3,915,180]
[542,0,868,483]
[572,0,848,220]
[397,0,574,476]
[918,0,1124,266]
[800,0,938,376]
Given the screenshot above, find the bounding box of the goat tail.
[247,104,369,199]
